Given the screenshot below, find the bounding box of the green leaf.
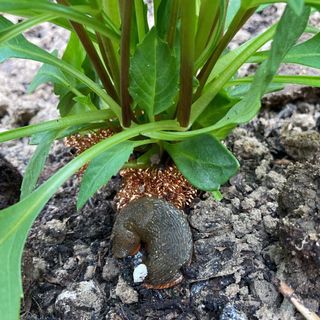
[208,5,310,134]
[0,16,121,119]
[225,0,240,29]
[164,134,239,191]
[0,1,120,41]
[28,51,75,97]
[20,131,57,200]
[129,28,179,119]
[212,190,223,201]
[73,95,97,112]
[102,0,121,29]
[0,14,55,44]
[287,0,304,15]
[284,32,320,68]
[62,32,86,71]
[250,32,320,69]
[77,141,134,209]
[190,23,277,124]
[134,0,148,43]
[227,75,320,90]
[0,224,30,320]
[228,82,284,98]
[0,120,178,319]
[196,92,239,128]
[195,0,220,58]
[156,0,172,39]
[0,110,113,143]
[58,88,99,118]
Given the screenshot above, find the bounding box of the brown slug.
[111,197,193,289]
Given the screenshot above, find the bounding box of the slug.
[111,197,193,289]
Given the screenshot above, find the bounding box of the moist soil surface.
[0,5,320,320]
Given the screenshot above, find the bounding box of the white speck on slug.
[133,264,148,283]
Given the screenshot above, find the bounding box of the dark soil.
[0,5,319,320]
[0,154,22,209]
[13,90,319,320]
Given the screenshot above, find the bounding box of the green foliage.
[20,131,58,199]
[129,28,179,120]
[287,0,305,15]
[77,141,135,209]
[0,1,319,318]
[165,134,239,191]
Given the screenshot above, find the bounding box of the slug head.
[112,229,140,258]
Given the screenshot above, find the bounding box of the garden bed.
[0,5,319,320]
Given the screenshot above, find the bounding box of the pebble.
[133,264,148,283]
[115,276,139,304]
[219,303,248,320]
[102,257,120,281]
[55,280,104,319]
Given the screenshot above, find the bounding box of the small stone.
[233,136,269,160]
[291,113,316,130]
[53,269,69,284]
[84,265,95,280]
[133,264,148,283]
[225,283,240,298]
[189,197,232,234]
[265,171,286,189]
[219,303,248,320]
[252,280,279,305]
[280,130,320,161]
[105,309,123,320]
[231,197,241,210]
[241,198,255,210]
[102,257,120,281]
[29,257,47,281]
[263,215,278,234]
[255,159,270,180]
[115,276,139,304]
[40,219,67,244]
[55,280,104,319]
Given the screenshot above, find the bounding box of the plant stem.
[176,0,196,127]
[57,0,118,102]
[166,0,179,48]
[120,0,134,127]
[195,7,256,98]
[135,0,146,42]
[153,0,161,24]
[195,0,227,70]
[189,24,276,125]
[96,32,120,95]
[194,0,220,60]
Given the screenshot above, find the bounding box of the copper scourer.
[65,129,197,208]
[115,166,197,210]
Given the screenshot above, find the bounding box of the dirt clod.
[278,162,320,266]
[55,280,105,319]
[115,276,139,304]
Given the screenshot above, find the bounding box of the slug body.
[111,197,193,288]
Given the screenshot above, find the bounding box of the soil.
[0,5,320,320]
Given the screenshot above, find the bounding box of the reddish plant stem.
[195,7,256,99]
[57,0,118,101]
[176,0,196,127]
[120,0,133,127]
